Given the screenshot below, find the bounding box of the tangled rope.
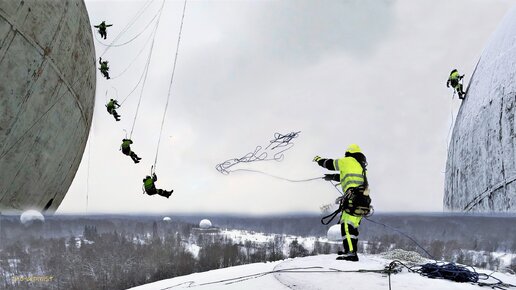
[389,260,516,290]
[215,131,301,174]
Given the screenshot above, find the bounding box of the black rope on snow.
[153,0,188,171]
[155,260,516,290]
[215,131,301,175]
[129,0,165,139]
[412,262,516,290]
[158,266,401,289]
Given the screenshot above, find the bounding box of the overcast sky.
[57,0,516,215]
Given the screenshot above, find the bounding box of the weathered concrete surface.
[444,7,516,212]
[0,0,95,213]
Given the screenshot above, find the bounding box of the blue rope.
[417,262,479,283]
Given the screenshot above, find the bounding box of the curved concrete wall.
[444,7,516,212]
[0,0,95,213]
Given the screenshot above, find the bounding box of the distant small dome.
[327,224,343,241]
[199,219,212,229]
[20,210,45,225]
[163,217,172,222]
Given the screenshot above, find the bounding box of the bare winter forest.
[1,213,515,289]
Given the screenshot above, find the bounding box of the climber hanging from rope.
[94,21,113,39]
[446,69,465,100]
[99,57,110,79]
[106,98,121,121]
[120,138,142,164]
[315,144,371,262]
[142,168,173,198]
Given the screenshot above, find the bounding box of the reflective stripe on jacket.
[334,157,365,192]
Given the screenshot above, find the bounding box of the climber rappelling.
[142,171,173,199]
[94,21,113,39]
[99,57,110,79]
[106,98,121,121]
[120,138,142,164]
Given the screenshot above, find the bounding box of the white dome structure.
[20,209,45,225]
[445,7,516,212]
[163,217,172,222]
[199,219,212,229]
[327,224,343,241]
[0,0,96,213]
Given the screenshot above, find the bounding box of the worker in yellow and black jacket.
[314,144,370,262]
[447,69,465,99]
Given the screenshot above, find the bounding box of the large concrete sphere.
[444,7,516,212]
[0,0,96,213]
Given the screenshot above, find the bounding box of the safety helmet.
[346,144,362,154]
[451,69,458,74]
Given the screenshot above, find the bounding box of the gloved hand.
[313,155,322,162]
[335,196,344,204]
[324,174,335,181]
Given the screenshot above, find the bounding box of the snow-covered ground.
[128,254,516,290]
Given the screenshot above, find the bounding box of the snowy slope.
[128,254,516,290]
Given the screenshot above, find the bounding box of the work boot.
[164,190,173,198]
[337,250,348,255]
[336,253,358,261]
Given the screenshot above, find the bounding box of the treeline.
[1,213,515,289]
[0,222,335,290]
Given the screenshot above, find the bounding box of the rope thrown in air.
[215,131,321,182]
[216,131,301,174]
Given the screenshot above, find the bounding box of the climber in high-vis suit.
[314,144,370,261]
[447,69,465,99]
